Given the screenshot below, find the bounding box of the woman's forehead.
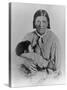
[35,16,47,21]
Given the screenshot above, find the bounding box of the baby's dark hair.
[16,40,31,56]
[33,9,50,29]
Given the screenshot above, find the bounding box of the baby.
[16,39,52,75]
[16,40,33,56]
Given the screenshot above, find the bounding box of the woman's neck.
[36,29,48,37]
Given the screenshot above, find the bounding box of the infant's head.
[16,40,33,56]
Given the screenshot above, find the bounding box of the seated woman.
[16,9,61,75]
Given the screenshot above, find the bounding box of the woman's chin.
[38,32,45,35]
[37,30,46,35]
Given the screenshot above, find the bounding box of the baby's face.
[35,16,48,35]
[28,45,33,52]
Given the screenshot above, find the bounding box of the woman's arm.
[21,53,35,61]
[21,52,48,68]
[48,38,61,72]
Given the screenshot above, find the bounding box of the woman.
[16,9,61,75]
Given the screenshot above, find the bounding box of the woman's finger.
[30,64,37,71]
[31,63,36,67]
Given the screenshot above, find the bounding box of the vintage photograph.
[9,3,65,87]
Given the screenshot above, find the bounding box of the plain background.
[0,0,67,90]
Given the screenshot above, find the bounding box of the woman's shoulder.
[47,29,56,37]
[47,29,60,44]
[22,30,36,41]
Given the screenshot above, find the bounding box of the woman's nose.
[39,21,43,27]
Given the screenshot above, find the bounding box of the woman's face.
[35,16,48,35]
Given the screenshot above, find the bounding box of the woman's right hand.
[23,58,37,73]
[21,53,37,72]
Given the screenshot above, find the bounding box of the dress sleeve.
[50,36,61,71]
[55,38,61,71]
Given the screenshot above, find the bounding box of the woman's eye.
[43,21,46,23]
[37,21,40,23]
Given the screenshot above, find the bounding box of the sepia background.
[11,3,65,87]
